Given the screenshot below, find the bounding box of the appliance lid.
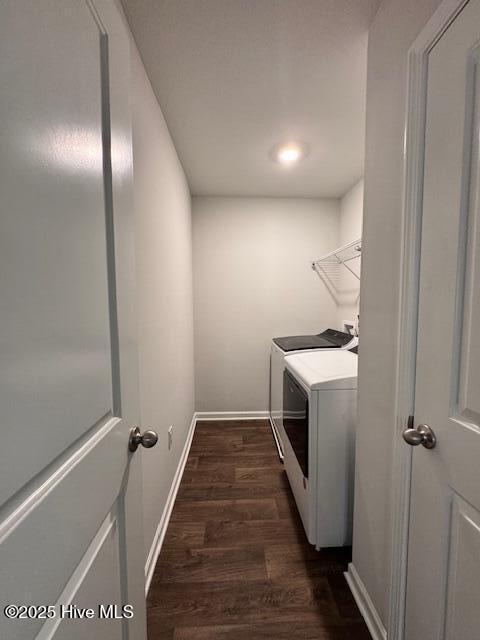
[284,350,358,390]
[272,328,352,352]
[319,328,354,346]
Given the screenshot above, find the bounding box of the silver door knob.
[129,426,159,452]
[402,423,436,449]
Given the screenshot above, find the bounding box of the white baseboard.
[144,412,197,594]
[195,410,269,421]
[345,563,387,640]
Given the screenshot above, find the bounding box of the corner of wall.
[345,563,387,640]
[126,12,196,574]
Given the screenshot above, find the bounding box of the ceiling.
[122,0,381,198]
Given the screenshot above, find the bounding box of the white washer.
[269,329,357,458]
[283,349,357,549]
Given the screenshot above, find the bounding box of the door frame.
[387,1,470,639]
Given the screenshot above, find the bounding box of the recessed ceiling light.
[271,142,308,166]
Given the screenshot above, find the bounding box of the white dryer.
[283,349,357,549]
[269,329,357,458]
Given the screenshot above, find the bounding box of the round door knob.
[402,423,436,449]
[129,426,159,452]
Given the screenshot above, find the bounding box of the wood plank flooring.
[147,420,371,640]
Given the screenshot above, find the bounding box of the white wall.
[352,0,443,625]
[130,40,195,564]
[337,179,363,328]
[193,197,339,412]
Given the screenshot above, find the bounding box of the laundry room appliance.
[283,349,357,549]
[269,328,356,458]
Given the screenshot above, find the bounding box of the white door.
[405,1,480,638]
[0,2,148,639]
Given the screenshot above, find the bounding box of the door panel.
[0,418,127,639]
[444,496,480,639]
[406,1,480,638]
[0,2,146,638]
[41,511,123,640]
[0,0,113,506]
[458,49,480,424]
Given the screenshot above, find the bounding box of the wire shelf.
[311,238,362,303]
[312,238,362,268]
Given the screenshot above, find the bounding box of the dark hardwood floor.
[147,420,371,640]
